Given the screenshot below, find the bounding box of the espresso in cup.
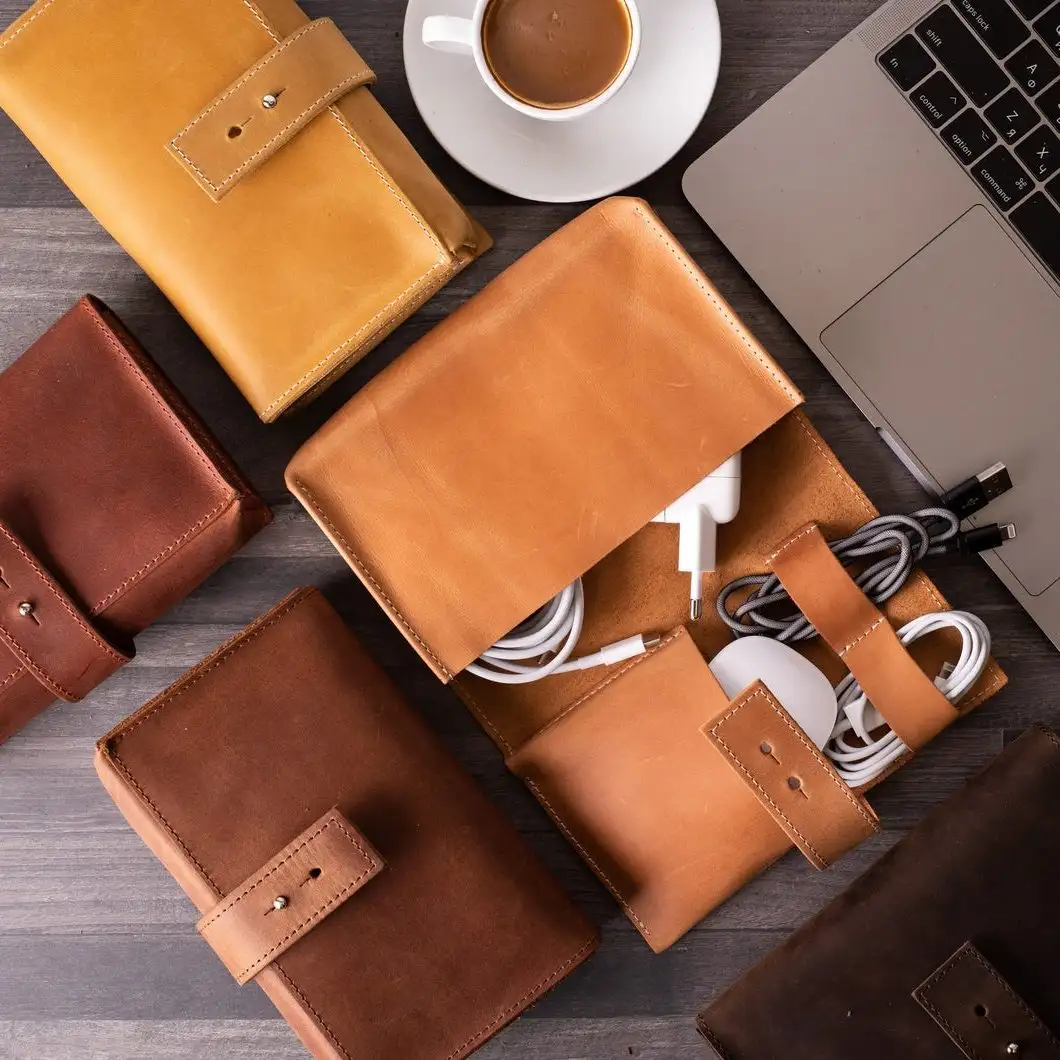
[482,0,634,110]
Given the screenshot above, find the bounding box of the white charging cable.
[824,611,990,787]
[464,579,660,685]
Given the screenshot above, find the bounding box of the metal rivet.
[17,602,33,617]
[262,94,278,109]
[1007,1045,1020,1056]
[273,896,288,911]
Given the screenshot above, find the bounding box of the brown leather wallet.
[699,725,1060,1060]
[0,1,490,421]
[95,588,598,1060]
[286,197,1007,951]
[0,295,270,742]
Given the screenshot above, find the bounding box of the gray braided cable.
[716,508,960,643]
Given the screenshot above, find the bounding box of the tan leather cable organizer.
[287,197,1007,953]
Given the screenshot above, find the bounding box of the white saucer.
[402,0,722,203]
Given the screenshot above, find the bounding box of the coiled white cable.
[825,611,990,787]
[465,579,659,685]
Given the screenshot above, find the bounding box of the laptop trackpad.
[821,205,1058,597]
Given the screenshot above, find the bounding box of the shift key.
[916,5,1008,104]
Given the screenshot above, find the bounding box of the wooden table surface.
[1,1,1056,1057]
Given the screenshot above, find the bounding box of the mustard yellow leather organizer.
[0,0,489,421]
[287,199,1008,953]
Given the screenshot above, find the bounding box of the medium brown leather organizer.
[0,295,270,742]
[95,588,598,1060]
[286,197,1007,952]
[699,725,1060,1060]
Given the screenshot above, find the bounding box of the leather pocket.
[508,629,877,952]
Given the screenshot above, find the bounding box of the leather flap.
[914,942,1060,1059]
[0,519,130,702]
[197,808,384,985]
[770,523,956,750]
[704,680,879,868]
[170,19,375,201]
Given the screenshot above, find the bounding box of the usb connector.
[939,462,1013,518]
[942,522,1017,554]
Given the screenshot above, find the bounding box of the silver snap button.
[1007,1045,1020,1056]
[262,94,278,109]
[273,895,288,910]
[17,602,34,617]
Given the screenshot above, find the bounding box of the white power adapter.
[652,454,742,620]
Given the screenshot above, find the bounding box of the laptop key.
[943,109,999,162]
[972,146,1036,207]
[1016,124,1060,175]
[955,0,1029,58]
[1034,1,1060,54]
[986,86,1041,140]
[1012,0,1054,15]
[1011,191,1060,275]
[880,35,937,90]
[913,71,968,126]
[1037,78,1060,127]
[1005,38,1060,94]
[917,6,1009,104]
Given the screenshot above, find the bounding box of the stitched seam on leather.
[231,0,450,420]
[441,935,596,1060]
[173,68,373,194]
[839,616,886,657]
[0,617,74,699]
[292,481,451,678]
[917,986,983,1060]
[628,203,799,405]
[710,688,876,865]
[0,523,124,669]
[0,667,22,693]
[523,777,651,937]
[769,522,824,564]
[0,0,62,49]
[271,965,353,1060]
[450,680,514,754]
[199,816,374,931]
[697,1020,741,1060]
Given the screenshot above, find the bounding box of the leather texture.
[914,942,1060,1060]
[704,680,879,869]
[770,522,957,750]
[0,0,490,421]
[0,296,270,742]
[699,725,1060,1060]
[286,198,1006,950]
[287,197,803,679]
[0,519,130,702]
[197,808,385,986]
[171,19,375,200]
[95,588,598,1060]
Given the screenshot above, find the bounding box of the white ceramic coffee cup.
[422,0,641,122]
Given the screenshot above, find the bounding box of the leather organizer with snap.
[286,197,1008,951]
[0,0,490,421]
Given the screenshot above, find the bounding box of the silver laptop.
[684,0,1060,648]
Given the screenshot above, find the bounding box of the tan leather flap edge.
[169,19,375,201]
[286,199,802,683]
[0,518,130,701]
[769,523,956,751]
[704,679,879,869]
[197,808,384,985]
[914,942,1060,1059]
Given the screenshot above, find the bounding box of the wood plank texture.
[0,0,1055,1057]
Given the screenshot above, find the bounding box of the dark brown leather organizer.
[698,724,1060,1060]
[0,295,270,741]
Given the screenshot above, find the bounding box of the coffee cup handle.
[422,16,476,55]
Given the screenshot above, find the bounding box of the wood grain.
[0,0,1054,1057]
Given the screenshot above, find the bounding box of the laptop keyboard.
[880,0,1060,280]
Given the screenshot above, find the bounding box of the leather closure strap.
[914,942,1060,1059]
[197,808,384,985]
[0,519,130,701]
[770,523,956,750]
[703,679,879,869]
[169,19,376,201]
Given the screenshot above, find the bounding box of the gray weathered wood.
[0,0,1054,1057]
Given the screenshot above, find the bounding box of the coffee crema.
[482,0,633,110]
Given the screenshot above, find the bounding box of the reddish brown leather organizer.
[95,588,598,1060]
[0,295,270,741]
